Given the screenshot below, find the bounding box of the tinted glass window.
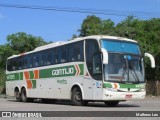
[85,39,102,80]
[60,45,68,63]
[69,41,83,62]
[54,48,59,64]
[40,51,47,66]
[7,41,84,71]
[101,40,141,55]
[46,49,54,65]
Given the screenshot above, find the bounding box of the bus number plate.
[125,94,132,99]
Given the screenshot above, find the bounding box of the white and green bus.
[6,35,155,106]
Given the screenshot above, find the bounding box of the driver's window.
[93,54,102,80]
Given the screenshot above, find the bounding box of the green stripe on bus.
[103,83,145,89]
[6,73,19,81]
[119,84,145,89]
[103,83,112,88]
[20,72,23,80]
[29,71,34,79]
[6,64,84,81]
[79,64,84,75]
[31,80,36,89]
[39,64,84,78]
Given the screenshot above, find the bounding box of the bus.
[6,35,155,106]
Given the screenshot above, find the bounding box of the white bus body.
[6,35,155,106]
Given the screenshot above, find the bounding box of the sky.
[0,0,160,45]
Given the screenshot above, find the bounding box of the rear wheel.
[15,89,21,102]
[104,101,119,107]
[71,87,88,106]
[21,88,27,102]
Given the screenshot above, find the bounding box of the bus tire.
[21,88,28,102]
[104,101,119,107]
[15,88,21,102]
[71,87,88,106]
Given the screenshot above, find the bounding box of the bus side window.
[69,41,83,62]
[12,59,15,71]
[18,58,22,70]
[24,56,27,69]
[46,49,54,65]
[7,59,11,71]
[60,45,68,63]
[40,51,47,66]
[54,48,59,64]
[28,54,33,68]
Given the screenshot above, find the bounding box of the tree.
[0,44,15,69]
[7,32,47,53]
[100,19,115,35]
[79,15,102,36]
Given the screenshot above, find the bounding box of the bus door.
[85,39,103,100]
[83,76,93,100]
[92,53,103,100]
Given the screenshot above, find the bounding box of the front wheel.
[71,87,88,106]
[104,101,119,107]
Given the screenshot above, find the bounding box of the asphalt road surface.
[0,95,160,119]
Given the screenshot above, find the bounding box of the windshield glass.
[101,39,141,55]
[101,39,144,83]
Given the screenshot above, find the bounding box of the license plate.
[125,94,132,98]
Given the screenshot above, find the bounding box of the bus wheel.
[21,88,27,102]
[15,89,21,102]
[104,101,119,107]
[71,87,88,106]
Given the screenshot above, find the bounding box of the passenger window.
[40,51,47,66]
[47,50,53,65]
[7,60,11,71]
[28,55,33,68]
[69,41,83,62]
[54,48,59,64]
[60,45,68,63]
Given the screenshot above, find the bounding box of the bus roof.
[7,35,138,59]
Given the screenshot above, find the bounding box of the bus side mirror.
[101,48,108,64]
[145,53,155,68]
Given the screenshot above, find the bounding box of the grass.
[0,69,5,93]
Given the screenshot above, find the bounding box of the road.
[0,95,160,119]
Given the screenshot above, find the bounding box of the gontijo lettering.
[52,67,74,76]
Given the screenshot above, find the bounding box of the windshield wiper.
[129,64,140,83]
[119,65,127,82]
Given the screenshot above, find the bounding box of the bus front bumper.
[103,89,146,101]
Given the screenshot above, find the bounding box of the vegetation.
[0,32,47,93]
[1,16,160,95]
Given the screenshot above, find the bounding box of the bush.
[0,69,5,93]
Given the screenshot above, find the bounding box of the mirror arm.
[101,48,108,64]
[144,53,155,68]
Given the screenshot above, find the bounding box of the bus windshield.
[101,39,144,83]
